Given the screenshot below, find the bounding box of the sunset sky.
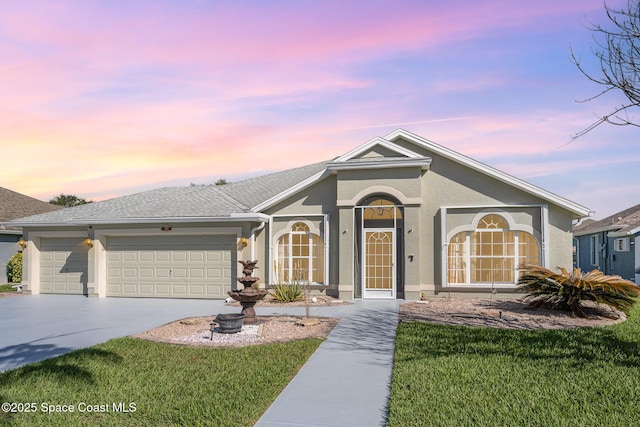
[1,0,636,220]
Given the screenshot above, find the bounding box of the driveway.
[0,294,239,372]
[0,294,357,372]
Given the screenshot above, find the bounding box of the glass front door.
[363,229,395,299]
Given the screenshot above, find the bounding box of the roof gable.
[334,136,424,161]
[384,129,591,219]
[325,136,432,174]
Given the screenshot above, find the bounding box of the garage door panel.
[189,268,204,279]
[173,252,187,262]
[206,284,223,295]
[138,284,154,295]
[206,252,222,262]
[107,252,121,263]
[140,252,155,262]
[172,284,187,295]
[189,252,205,262]
[189,284,204,295]
[123,284,137,294]
[40,237,88,295]
[123,268,138,278]
[173,268,187,278]
[156,284,170,295]
[123,253,138,262]
[156,268,171,278]
[207,268,223,278]
[106,235,235,299]
[107,268,122,278]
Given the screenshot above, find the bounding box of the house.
[8,129,590,299]
[0,187,62,280]
[573,203,640,283]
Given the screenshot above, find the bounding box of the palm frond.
[517,264,640,317]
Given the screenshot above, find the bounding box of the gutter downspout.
[249,221,266,262]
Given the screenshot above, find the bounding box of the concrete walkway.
[256,300,400,427]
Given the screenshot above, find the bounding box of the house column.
[338,206,354,300]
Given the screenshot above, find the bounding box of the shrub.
[6,252,22,283]
[518,264,640,317]
[270,283,304,303]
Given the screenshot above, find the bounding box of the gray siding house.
[9,130,590,299]
[574,204,640,283]
[0,187,61,280]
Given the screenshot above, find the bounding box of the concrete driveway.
[0,294,357,373]
[0,294,241,372]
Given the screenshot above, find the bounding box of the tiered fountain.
[226,260,268,324]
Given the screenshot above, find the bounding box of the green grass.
[388,306,640,427]
[0,284,18,293]
[0,337,322,426]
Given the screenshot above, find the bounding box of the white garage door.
[40,237,89,294]
[106,235,236,298]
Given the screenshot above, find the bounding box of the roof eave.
[12,213,269,228]
[326,158,431,172]
[573,224,622,237]
[608,226,640,237]
[0,229,22,235]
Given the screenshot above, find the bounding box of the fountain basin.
[213,313,245,335]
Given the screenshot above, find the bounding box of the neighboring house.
[9,129,590,300]
[573,203,640,283]
[0,187,62,280]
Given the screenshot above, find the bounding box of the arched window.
[447,213,540,285]
[276,222,325,284]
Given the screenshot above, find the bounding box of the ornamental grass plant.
[517,264,640,317]
[269,282,304,303]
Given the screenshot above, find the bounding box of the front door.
[363,228,396,299]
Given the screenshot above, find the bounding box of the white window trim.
[590,235,600,266]
[451,229,536,286]
[614,237,630,252]
[270,215,329,285]
[442,207,544,288]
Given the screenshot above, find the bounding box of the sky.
[0,0,637,220]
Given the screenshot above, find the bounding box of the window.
[276,222,324,284]
[615,238,630,252]
[590,235,599,266]
[447,214,540,285]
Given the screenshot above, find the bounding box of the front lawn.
[0,337,322,426]
[0,284,18,293]
[388,305,640,427]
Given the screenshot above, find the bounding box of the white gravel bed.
[176,325,262,344]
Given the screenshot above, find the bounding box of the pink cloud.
[0,0,633,218]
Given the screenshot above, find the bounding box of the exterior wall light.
[18,238,27,249]
[84,238,94,248]
[240,236,248,248]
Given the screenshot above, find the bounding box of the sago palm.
[517,264,640,317]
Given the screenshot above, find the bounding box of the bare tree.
[571,0,640,139]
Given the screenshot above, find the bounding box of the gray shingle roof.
[217,161,329,209]
[573,203,640,236]
[8,160,330,226]
[0,187,62,230]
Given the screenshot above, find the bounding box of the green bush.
[518,264,640,316]
[270,283,304,303]
[6,252,22,283]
